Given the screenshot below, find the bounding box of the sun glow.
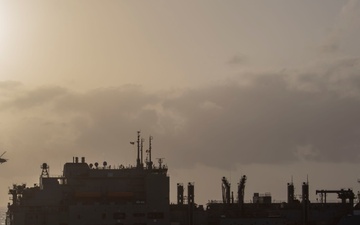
[0,3,12,81]
[0,4,8,53]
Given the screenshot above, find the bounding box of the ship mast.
[147,136,153,169]
[140,137,144,167]
[136,131,141,168]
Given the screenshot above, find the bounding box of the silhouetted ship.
[6,132,360,225]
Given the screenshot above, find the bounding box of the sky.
[1,0,360,206]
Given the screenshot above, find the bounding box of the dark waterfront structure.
[5,132,360,225]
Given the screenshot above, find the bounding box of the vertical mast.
[140,137,144,168]
[147,136,153,169]
[136,131,141,168]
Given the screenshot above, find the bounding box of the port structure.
[6,131,359,225]
[221,177,231,204]
[238,175,247,205]
[316,189,355,205]
[221,175,247,205]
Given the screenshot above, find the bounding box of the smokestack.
[302,182,309,225]
[287,182,295,204]
[188,182,194,204]
[177,183,184,205]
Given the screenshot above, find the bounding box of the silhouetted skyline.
[1,0,360,205]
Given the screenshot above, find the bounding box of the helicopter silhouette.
[0,151,8,164]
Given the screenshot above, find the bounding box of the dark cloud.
[1,60,360,172]
[161,74,360,169]
[228,54,246,66]
[285,57,360,96]
[53,86,161,156]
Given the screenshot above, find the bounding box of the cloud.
[318,0,360,54]
[227,54,246,66]
[1,58,360,172]
[286,57,360,97]
[319,40,339,54]
[161,73,360,168]
[0,86,68,110]
[0,80,24,103]
[0,80,22,89]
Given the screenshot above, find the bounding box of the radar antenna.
[40,163,49,177]
[157,158,164,168]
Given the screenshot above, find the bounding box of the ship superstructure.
[5,131,360,225]
[203,181,357,225]
[169,177,360,225]
[6,131,169,225]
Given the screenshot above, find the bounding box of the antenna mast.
[136,131,141,168]
[140,137,144,168]
[147,136,153,169]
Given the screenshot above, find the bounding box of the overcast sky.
[1,0,360,205]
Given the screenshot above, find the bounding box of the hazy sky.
[1,0,360,205]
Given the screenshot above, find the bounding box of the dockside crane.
[316,189,355,205]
